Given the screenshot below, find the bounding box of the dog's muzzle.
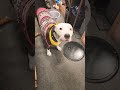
[64,34,70,39]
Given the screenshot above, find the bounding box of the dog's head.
[54,23,73,42]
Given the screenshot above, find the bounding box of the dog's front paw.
[47,49,52,56]
[57,46,62,51]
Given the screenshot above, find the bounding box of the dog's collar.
[49,24,61,46]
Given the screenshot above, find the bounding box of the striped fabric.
[36,8,56,35]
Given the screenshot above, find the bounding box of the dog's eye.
[70,28,72,31]
[59,28,62,30]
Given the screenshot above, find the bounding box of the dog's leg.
[47,49,52,56]
[56,46,62,51]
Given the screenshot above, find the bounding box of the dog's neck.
[48,26,61,46]
[53,31,60,42]
[50,25,60,42]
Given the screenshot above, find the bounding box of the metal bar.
[66,0,73,22]
[73,0,84,28]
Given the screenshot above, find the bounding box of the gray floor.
[86,11,120,90]
[35,7,85,90]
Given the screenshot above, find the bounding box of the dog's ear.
[52,25,56,31]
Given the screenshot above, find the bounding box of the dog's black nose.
[64,34,70,39]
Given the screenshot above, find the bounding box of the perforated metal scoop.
[63,41,84,61]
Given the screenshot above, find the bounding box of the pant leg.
[0,0,17,20]
[0,21,35,90]
[35,0,47,10]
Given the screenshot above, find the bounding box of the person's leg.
[0,21,35,90]
[35,0,47,10]
[0,0,34,89]
[0,0,16,20]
